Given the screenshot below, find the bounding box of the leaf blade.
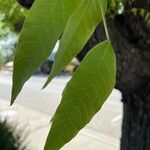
[44,0,107,87]
[44,40,116,150]
[11,0,81,104]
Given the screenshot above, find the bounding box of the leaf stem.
[99,2,110,41]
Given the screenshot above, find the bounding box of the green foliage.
[0,55,5,67]
[0,0,27,33]
[44,0,107,87]
[11,0,81,102]
[107,0,123,13]
[44,40,116,150]
[0,120,26,150]
[11,0,116,149]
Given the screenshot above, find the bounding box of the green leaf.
[11,0,81,104]
[44,40,116,150]
[44,0,107,88]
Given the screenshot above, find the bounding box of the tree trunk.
[121,90,150,150]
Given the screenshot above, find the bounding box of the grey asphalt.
[0,72,123,149]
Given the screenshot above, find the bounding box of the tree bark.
[121,89,150,150]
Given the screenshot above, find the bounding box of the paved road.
[0,71,123,140]
[0,72,68,114]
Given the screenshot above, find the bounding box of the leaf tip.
[42,74,54,89]
[42,81,48,89]
[10,86,17,106]
[10,98,15,106]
